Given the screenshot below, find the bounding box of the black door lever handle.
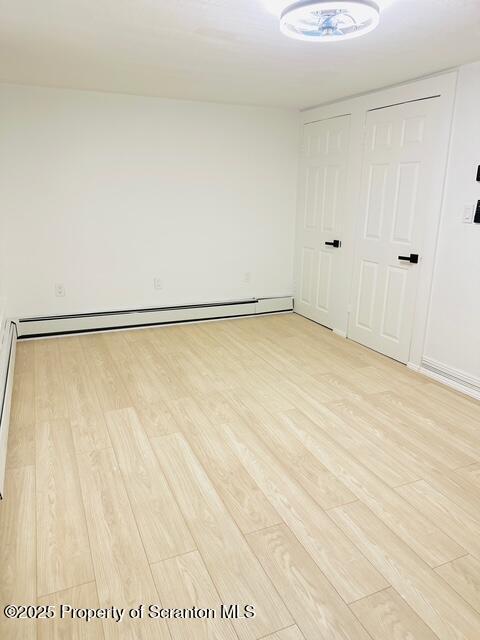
[398,253,419,264]
[325,240,341,248]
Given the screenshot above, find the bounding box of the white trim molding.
[411,356,480,401]
[0,297,7,349]
[17,296,294,338]
[0,320,17,498]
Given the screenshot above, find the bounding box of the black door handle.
[325,240,341,248]
[398,253,419,264]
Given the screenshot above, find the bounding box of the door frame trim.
[296,72,458,366]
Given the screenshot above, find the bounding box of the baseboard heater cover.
[0,322,17,498]
[17,296,294,338]
[420,356,480,401]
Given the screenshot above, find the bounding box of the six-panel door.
[348,98,440,362]
[295,115,351,332]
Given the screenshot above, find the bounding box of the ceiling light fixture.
[280,0,381,42]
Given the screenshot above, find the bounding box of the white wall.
[0,85,298,318]
[424,62,480,382]
[0,203,6,344]
[2,70,478,389]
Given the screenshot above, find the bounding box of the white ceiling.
[1,0,479,109]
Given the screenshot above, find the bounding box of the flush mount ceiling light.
[280,0,380,42]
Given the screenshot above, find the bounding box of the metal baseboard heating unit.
[0,321,17,498]
[421,356,480,401]
[17,296,294,338]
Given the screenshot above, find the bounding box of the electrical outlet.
[153,278,163,290]
[243,272,251,284]
[55,283,66,297]
[463,204,474,224]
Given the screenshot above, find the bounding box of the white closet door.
[348,98,441,363]
[295,115,351,332]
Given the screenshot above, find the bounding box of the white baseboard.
[17,296,294,338]
[0,297,6,348]
[415,356,480,401]
[406,362,421,372]
[333,328,347,338]
[0,321,17,498]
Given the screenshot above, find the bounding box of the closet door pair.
[296,97,442,364]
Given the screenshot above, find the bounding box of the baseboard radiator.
[420,356,480,401]
[17,296,294,338]
[0,321,17,498]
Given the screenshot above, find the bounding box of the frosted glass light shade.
[280,0,380,41]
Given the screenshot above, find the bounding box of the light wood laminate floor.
[1,312,480,639]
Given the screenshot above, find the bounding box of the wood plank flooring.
[1,312,480,639]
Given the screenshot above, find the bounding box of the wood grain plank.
[172,395,282,534]
[151,432,292,640]
[36,418,94,596]
[262,627,305,640]
[6,342,35,469]
[133,401,180,439]
[223,389,356,510]
[133,339,190,408]
[370,392,477,470]
[14,341,35,376]
[0,467,36,640]
[34,340,69,422]
[5,314,480,640]
[151,551,237,640]
[105,408,195,563]
[350,587,439,640]
[151,341,218,399]
[103,333,165,406]
[59,344,111,453]
[224,420,388,603]
[247,524,371,640]
[415,383,480,424]
[80,335,131,412]
[77,447,170,640]
[330,501,480,640]
[278,409,465,568]
[397,480,480,561]
[390,387,480,454]
[6,372,36,469]
[37,582,104,639]
[435,555,480,614]
[327,400,433,483]
[421,468,480,523]
[250,368,419,489]
[456,463,480,488]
